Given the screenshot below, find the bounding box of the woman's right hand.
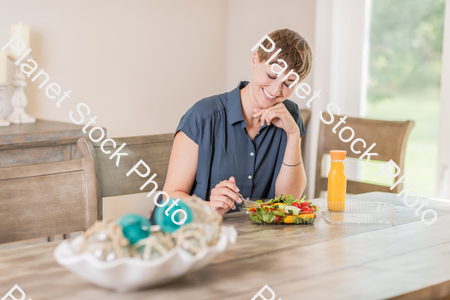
[210,176,242,216]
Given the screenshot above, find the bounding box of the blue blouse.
[169,80,306,211]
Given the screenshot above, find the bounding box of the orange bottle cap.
[330,150,346,160]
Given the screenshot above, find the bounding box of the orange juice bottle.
[327,150,347,212]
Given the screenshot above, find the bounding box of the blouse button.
[248,175,252,180]
[250,152,254,156]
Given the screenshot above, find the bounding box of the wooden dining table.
[1,192,450,300]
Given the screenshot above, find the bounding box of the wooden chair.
[300,109,312,155]
[300,109,312,129]
[0,158,98,244]
[314,113,414,198]
[77,133,174,220]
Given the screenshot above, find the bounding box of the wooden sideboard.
[0,119,104,168]
[0,119,105,242]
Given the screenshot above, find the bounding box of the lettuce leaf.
[256,209,276,223]
[265,195,283,205]
[250,213,262,224]
[284,195,297,206]
[283,194,308,206]
[293,216,306,224]
[272,210,286,217]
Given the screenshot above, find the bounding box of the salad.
[244,195,318,224]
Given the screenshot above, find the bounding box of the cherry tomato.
[275,215,283,223]
[249,208,256,213]
[301,202,310,206]
[292,202,302,209]
[300,206,310,211]
[302,209,314,214]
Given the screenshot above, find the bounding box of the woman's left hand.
[252,102,299,135]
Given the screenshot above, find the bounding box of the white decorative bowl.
[53,226,237,292]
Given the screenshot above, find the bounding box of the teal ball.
[117,214,151,244]
[154,199,192,233]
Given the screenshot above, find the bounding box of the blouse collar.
[227,81,249,126]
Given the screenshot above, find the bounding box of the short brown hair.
[257,29,312,82]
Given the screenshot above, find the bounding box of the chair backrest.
[300,109,312,129]
[314,114,414,198]
[300,109,312,155]
[77,133,174,220]
[0,158,98,244]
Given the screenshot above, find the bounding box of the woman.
[156,29,312,217]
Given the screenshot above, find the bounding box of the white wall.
[0,0,228,136]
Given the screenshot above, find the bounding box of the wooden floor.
[1,192,450,300]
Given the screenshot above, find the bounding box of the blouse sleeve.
[175,102,204,145]
[296,107,307,139]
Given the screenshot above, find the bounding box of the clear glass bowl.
[313,200,399,225]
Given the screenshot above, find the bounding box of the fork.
[238,193,261,208]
